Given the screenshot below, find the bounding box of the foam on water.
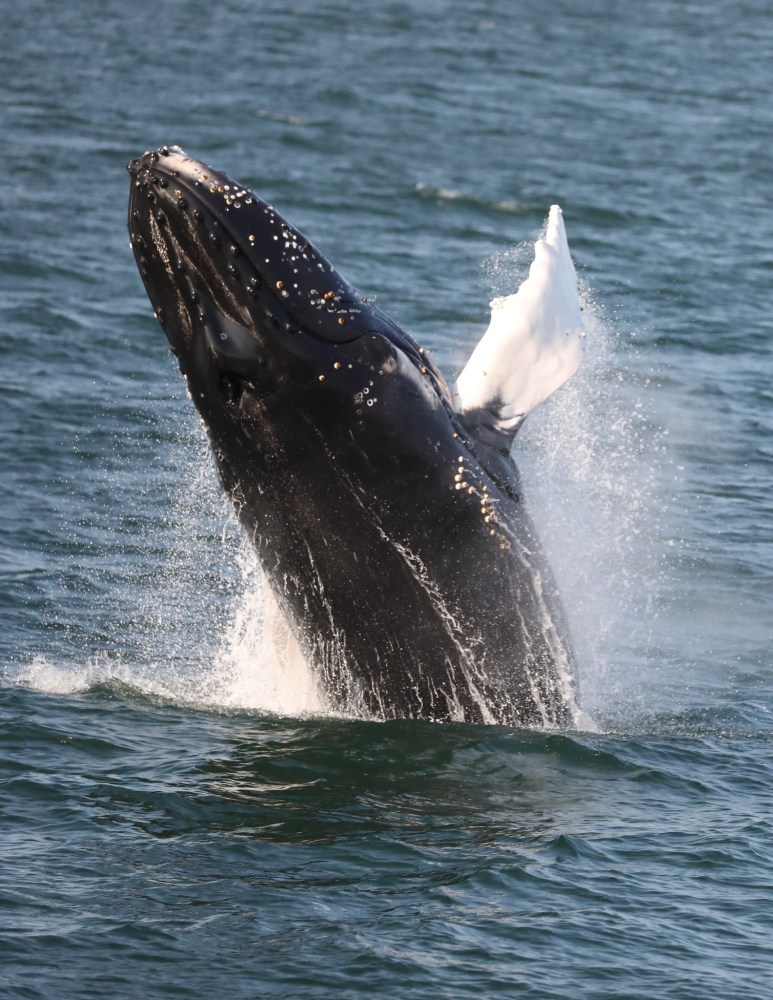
[114,424,327,717]
[16,655,104,696]
[206,554,325,715]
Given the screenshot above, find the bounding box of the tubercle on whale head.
[126,146,452,427]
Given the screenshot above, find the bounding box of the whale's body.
[127,146,585,726]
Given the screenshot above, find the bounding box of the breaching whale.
[127,146,586,727]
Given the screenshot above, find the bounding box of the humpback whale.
[127,146,586,726]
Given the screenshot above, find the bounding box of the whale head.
[127,146,453,491]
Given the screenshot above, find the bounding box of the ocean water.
[1,0,772,997]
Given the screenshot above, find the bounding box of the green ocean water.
[1,1,772,997]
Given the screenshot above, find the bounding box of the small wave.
[255,109,309,127]
[6,565,327,721]
[4,652,323,720]
[6,655,184,705]
[11,655,105,696]
[414,182,530,214]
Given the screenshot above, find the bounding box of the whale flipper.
[454,205,586,441]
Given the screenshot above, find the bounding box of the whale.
[126,146,586,726]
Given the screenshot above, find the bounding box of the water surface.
[1,1,772,997]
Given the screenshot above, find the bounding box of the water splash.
[113,414,326,717]
[11,232,668,730]
[478,215,674,726]
[205,553,325,715]
[517,294,670,724]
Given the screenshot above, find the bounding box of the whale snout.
[126,145,182,177]
[126,145,453,439]
[127,145,374,349]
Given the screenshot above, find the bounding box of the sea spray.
[208,551,325,715]
[108,229,669,725]
[13,251,669,730]
[480,220,672,726]
[114,399,326,715]
[518,294,671,723]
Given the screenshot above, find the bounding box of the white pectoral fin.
[454,205,586,439]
